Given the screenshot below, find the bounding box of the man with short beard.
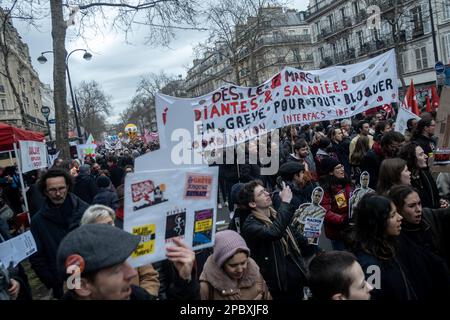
[29,168,89,298]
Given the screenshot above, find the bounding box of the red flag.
[403,79,420,115]
[425,95,431,113]
[431,86,440,111]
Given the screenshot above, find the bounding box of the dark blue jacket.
[29,193,88,298]
[73,174,98,204]
[92,187,119,211]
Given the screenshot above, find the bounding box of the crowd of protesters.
[1,106,450,301]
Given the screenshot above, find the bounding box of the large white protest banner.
[19,140,48,173]
[124,166,218,267]
[394,106,421,135]
[156,50,398,151]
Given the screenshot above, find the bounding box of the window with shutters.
[441,33,450,63]
[444,0,450,21]
[415,47,428,70]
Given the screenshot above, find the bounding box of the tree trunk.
[50,0,69,159]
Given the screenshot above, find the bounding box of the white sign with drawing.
[124,166,218,267]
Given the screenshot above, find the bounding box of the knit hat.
[213,230,250,268]
[321,157,341,173]
[97,175,111,188]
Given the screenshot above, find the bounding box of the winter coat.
[355,249,414,300]
[402,207,450,267]
[73,174,98,204]
[199,255,271,300]
[108,165,125,188]
[92,187,119,211]
[228,207,252,235]
[331,140,351,177]
[272,181,317,212]
[239,164,261,183]
[321,183,353,240]
[26,184,45,217]
[410,169,440,209]
[241,203,308,300]
[131,264,160,297]
[412,135,436,157]
[360,147,384,190]
[29,193,88,298]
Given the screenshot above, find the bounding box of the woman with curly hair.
[398,142,447,209]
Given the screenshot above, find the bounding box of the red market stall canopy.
[0,122,45,152]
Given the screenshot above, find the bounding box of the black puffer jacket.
[92,187,119,211]
[241,202,308,300]
[412,135,436,157]
[73,174,98,204]
[402,207,450,267]
[411,169,440,209]
[29,193,88,298]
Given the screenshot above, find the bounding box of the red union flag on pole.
[402,79,420,115]
[431,86,440,111]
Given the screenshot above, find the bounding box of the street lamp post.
[37,49,92,144]
[41,106,52,141]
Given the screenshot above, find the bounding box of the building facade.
[306,0,450,93]
[0,11,45,133]
[185,7,313,97]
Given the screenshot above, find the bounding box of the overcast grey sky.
[15,0,309,124]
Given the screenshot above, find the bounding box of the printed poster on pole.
[19,140,48,173]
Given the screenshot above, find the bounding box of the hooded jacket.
[199,255,271,300]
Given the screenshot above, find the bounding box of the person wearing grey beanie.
[199,230,271,300]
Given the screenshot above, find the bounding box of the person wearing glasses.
[239,180,309,300]
[29,168,89,299]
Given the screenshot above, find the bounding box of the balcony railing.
[412,26,424,38]
[306,0,346,20]
[317,17,353,41]
[255,34,311,49]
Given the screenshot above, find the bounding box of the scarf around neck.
[251,207,301,257]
